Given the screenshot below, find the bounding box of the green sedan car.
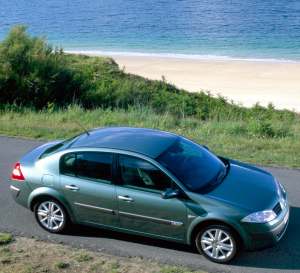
[9,127,289,263]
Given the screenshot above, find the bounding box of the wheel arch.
[187,218,246,250]
[28,187,75,223]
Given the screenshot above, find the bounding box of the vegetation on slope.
[0,106,299,168]
[0,26,296,120]
[0,26,299,167]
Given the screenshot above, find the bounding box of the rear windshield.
[39,135,80,159]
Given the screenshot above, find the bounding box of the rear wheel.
[34,199,68,233]
[195,225,238,263]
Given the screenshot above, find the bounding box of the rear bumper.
[10,185,21,198]
[243,205,289,251]
[9,180,31,208]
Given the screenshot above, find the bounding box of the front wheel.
[195,225,238,263]
[34,199,68,233]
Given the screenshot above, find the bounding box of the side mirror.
[161,188,180,199]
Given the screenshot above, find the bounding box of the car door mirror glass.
[161,188,180,199]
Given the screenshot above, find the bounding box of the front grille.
[273,202,282,216]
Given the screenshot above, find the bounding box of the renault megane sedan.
[9,127,289,263]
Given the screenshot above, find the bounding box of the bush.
[0,26,87,108]
[0,25,297,124]
[247,119,293,138]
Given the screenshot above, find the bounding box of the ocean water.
[1,0,300,61]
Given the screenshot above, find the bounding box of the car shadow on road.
[69,222,193,253]
[66,206,300,270]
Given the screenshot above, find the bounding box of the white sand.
[114,56,300,112]
[70,51,300,112]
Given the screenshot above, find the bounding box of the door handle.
[65,185,80,191]
[118,195,134,202]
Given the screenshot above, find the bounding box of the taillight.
[11,162,25,181]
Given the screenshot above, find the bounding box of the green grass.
[0,233,13,245]
[0,26,298,123]
[0,26,299,169]
[74,251,93,263]
[0,105,299,168]
[54,261,70,269]
[0,236,207,273]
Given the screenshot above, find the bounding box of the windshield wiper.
[213,160,230,184]
[198,161,230,194]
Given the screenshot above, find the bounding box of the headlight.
[241,210,277,223]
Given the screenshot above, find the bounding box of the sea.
[1,0,300,61]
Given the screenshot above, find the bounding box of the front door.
[59,151,118,227]
[116,154,187,241]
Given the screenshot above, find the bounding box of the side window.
[60,152,113,183]
[76,152,113,183]
[119,155,173,192]
[60,153,76,176]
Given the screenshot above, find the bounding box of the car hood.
[205,160,279,212]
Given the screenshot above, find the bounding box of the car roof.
[70,127,179,158]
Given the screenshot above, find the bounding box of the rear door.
[116,154,187,241]
[59,151,118,227]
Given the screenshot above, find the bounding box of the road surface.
[0,136,299,273]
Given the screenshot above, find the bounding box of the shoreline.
[67,50,300,112]
[66,50,300,64]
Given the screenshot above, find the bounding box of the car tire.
[195,224,238,263]
[34,199,69,234]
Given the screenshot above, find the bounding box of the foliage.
[0,26,87,108]
[0,26,299,168]
[0,26,297,123]
[55,261,70,269]
[0,233,13,245]
[0,106,299,168]
[74,252,93,262]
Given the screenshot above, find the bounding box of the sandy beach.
[68,51,300,112]
[113,56,300,112]
[112,55,300,112]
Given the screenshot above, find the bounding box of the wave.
[65,49,299,63]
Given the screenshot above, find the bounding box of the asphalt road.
[0,136,299,273]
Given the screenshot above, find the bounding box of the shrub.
[247,119,293,138]
[0,25,297,124]
[0,26,87,108]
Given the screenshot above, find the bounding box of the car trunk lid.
[19,140,62,166]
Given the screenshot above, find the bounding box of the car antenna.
[75,121,90,136]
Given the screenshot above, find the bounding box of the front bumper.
[242,203,289,251]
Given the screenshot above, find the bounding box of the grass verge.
[0,233,13,245]
[0,234,206,273]
[0,105,299,168]
[0,26,299,168]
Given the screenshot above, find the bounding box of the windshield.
[156,138,226,192]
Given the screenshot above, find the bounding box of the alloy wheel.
[196,226,237,263]
[37,201,65,232]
